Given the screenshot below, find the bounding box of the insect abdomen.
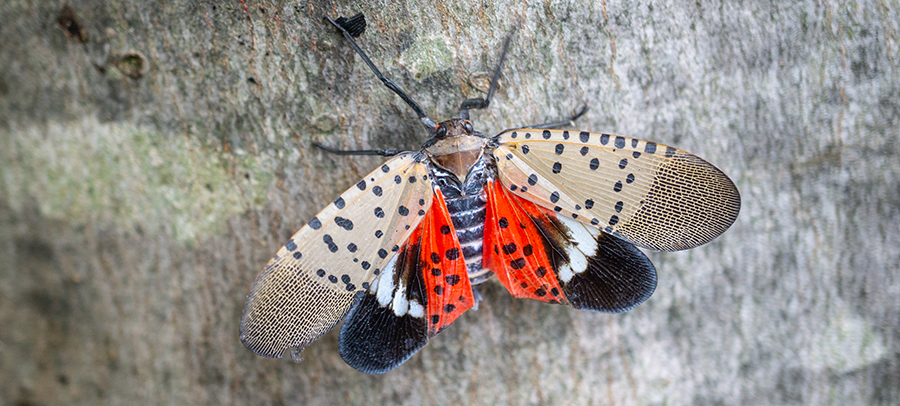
[443,190,493,285]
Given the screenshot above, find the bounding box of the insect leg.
[326,15,437,132]
[458,30,515,120]
[313,142,404,157]
[522,104,589,129]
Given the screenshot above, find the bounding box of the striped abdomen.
[443,190,493,285]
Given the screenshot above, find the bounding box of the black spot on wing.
[550,191,560,203]
[444,248,460,261]
[334,216,354,230]
[325,237,340,253]
[445,275,460,286]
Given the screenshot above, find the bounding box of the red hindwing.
[418,189,474,334]
[483,179,567,304]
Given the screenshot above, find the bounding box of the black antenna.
[312,141,402,157]
[326,15,437,132]
[458,29,516,121]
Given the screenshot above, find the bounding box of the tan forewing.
[493,129,740,251]
[240,152,434,358]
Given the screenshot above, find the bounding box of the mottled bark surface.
[1,0,898,405]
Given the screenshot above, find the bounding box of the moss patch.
[399,34,454,80]
[1,116,274,243]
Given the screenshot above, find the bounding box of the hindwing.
[483,179,657,312]
[339,189,473,374]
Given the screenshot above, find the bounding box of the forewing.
[493,129,740,251]
[240,152,433,359]
[339,189,473,374]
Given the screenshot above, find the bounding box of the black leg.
[522,104,589,129]
[458,29,516,120]
[493,105,590,135]
[313,142,404,157]
[326,16,437,132]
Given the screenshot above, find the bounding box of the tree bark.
[1,0,898,404]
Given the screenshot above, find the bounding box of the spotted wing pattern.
[240,152,433,359]
[419,190,474,334]
[483,179,565,303]
[339,189,473,374]
[517,195,658,312]
[493,129,741,251]
[484,178,657,312]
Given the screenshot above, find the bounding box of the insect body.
[240,14,741,374]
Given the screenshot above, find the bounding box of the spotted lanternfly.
[240,14,741,374]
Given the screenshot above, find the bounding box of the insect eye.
[463,121,474,134]
[435,125,448,139]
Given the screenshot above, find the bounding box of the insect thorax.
[425,119,489,181]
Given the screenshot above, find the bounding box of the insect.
[240,14,741,374]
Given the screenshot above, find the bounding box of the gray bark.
[1,0,898,405]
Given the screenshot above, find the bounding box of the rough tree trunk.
[1,0,898,405]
